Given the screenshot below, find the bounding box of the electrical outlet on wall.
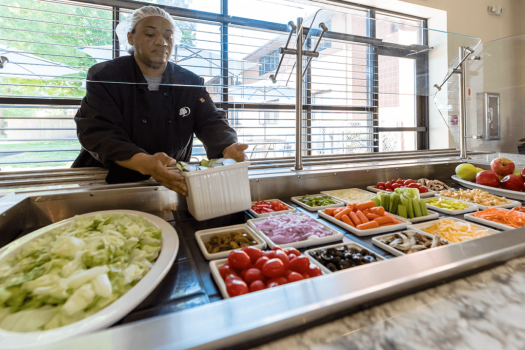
[488,5,505,15]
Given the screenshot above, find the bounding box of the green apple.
[513,169,522,177]
[476,167,484,173]
[456,163,477,181]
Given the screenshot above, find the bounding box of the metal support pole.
[112,7,120,59]
[295,18,303,171]
[458,46,468,159]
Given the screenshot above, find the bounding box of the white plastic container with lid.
[182,161,251,221]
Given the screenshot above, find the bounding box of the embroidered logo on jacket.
[179,107,190,117]
[199,98,205,103]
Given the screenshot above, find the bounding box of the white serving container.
[0,210,179,349]
[464,208,523,231]
[317,210,409,237]
[372,230,451,257]
[407,217,500,243]
[304,241,386,275]
[426,196,479,215]
[366,185,436,198]
[247,199,296,218]
[320,188,377,204]
[436,193,520,210]
[452,174,525,201]
[291,194,344,211]
[195,224,266,260]
[182,162,251,221]
[404,210,440,223]
[247,212,344,249]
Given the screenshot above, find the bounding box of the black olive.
[336,247,346,254]
[339,260,351,269]
[332,255,341,263]
[320,253,333,262]
[327,248,337,255]
[361,249,370,256]
[334,251,344,257]
[319,249,328,255]
[348,248,358,255]
[363,255,376,264]
[310,251,319,259]
[352,253,362,261]
[326,263,337,272]
[343,252,353,260]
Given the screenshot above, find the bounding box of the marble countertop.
[252,254,525,350]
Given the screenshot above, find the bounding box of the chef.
[72,6,247,196]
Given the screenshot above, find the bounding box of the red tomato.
[272,246,283,252]
[391,183,402,189]
[255,256,270,270]
[241,246,263,264]
[284,247,301,256]
[267,276,288,286]
[289,256,310,273]
[385,189,393,192]
[288,253,296,262]
[244,268,264,284]
[224,273,242,284]
[218,264,237,279]
[241,269,248,280]
[378,186,386,190]
[283,269,293,278]
[274,250,290,269]
[262,250,276,259]
[396,178,404,184]
[418,186,429,193]
[376,182,386,187]
[262,258,285,277]
[249,280,266,292]
[407,183,420,188]
[287,271,304,283]
[306,264,323,277]
[404,179,415,185]
[302,273,310,279]
[226,278,249,297]
[228,250,251,270]
[267,282,280,288]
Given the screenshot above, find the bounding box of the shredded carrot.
[473,207,525,228]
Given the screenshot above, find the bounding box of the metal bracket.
[269,21,296,84]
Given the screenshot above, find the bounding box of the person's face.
[128,16,174,69]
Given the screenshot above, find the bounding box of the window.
[258,50,279,76]
[259,111,278,125]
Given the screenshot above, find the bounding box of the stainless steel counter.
[1,150,524,350]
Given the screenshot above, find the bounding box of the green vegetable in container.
[299,195,337,207]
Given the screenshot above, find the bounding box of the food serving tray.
[366,186,436,198]
[404,210,440,223]
[0,210,179,350]
[464,208,521,231]
[247,213,344,249]
[247,199,296,218]
[436,193,521,210]
[317,210,409,237]
[320,188,377,205]
[372,230,451,257]
[452,174,525,201]
[407,217,500,243]
[305,242,387,275]
[291,194,344,212]
[426,196,479,215]
[195,224,266,260]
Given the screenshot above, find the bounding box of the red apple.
[491,158,515,176]
[476,170,500,188]
[521,168,525,182]
[501,175,525,192]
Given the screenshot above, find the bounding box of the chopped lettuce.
[0,214,162,332]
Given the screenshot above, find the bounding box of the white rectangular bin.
[182,162,251,221]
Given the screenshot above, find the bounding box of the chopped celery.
[412,198,422,217]
[398,205,407,218]
[419,199,429,216]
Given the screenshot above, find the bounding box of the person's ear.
[127,32,134,47]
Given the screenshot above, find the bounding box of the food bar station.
[1,8,525,350]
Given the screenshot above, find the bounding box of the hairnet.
[116,6,182,54]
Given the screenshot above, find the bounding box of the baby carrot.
[356,201,376,211]
[346,203,356,211]
[341,215,355,227]
[335,208,351,220]
[357,221,380,230]
[324,208,337,216]
[373,216,394,225]
[349,211,361,226]
[333,208,344,216]
[365,212,380,220]
[356,210,369,223]
[372,206,385,216]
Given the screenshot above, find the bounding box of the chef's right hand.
[149,153,188,196]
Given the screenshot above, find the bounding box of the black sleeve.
[75,69,150,183]
[193,78,238,159]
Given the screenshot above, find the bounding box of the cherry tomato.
[418,186,429,193]
[288,253,296,262]
[376,182,386,187]
[262,258,285,277]
[385,183,393,190]
[306,264,323,277]
[404,179,415,185]
[302,273,310,279]
[244,268,264,284]
[267,282,280,288]
[224,273,242,284]
[284,247,301,256]
[219,264,237,279]
[249,280,266,292]
[407,183,420,188]
[241,269,248,280]
[385,189,393,192]
[289,255,310,273]
[283,269,293,278]
[378,186,386,190]
[242,246,263,264]
[262,250,276,259]
[272,246,283,252]
[226,278,249,297]
[274,250,290,269]
[255,256,270,270]
[391,183,402,189]
[396,178,404,184]
[267,276,288,286]
[287,271,304,283]
[385,180,394,187]
[228,250,251,270]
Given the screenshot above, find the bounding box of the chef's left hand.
[223,143,248,162]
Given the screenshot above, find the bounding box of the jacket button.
[163,92,169,97]
[142,119,147,124]
[166,120,172,124]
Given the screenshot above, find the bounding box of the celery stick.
[389,192,396,213]
[372,197,381,207]
[406,195,414,218]
[419,199,428,216]
[383,195,390,212]
[412,198,422,217]
[398,205,407,218]
[392,195,400,214]
[379,192,385,208]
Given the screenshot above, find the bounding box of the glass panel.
[228,0,311,24]
[379,132,416,152]
[375,13,424,46]
[131,0,221,14]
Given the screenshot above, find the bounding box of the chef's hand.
[223,143,249,162]
[116,152,188,196]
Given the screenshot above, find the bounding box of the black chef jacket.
[72,55,238,183]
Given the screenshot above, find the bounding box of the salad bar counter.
[2,156,525,349]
